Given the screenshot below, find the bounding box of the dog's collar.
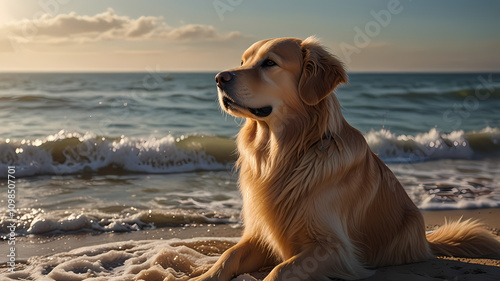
[314,133,344,152]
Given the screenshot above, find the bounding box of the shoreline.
[1,208,499,280]
[1,208,499,263]
[0,224,243,264]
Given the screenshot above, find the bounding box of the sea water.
[0,72,500,279]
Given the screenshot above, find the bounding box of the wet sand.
[1,209,499,280]
[0,224,243,264]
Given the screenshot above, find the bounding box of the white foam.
[6,209,236,236]
[0,130,231,177]
[25,212,143,235]
[1,127,499,177]
[2,238,247,281]
[365,128,476,163]
[28,213,90,234]
[418,196,500,210]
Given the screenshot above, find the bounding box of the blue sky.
[0,0,498,71]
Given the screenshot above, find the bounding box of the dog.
[192,37,500,280]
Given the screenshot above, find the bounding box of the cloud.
[165,24,241,41]
[0,8,242,46]
[127,16,158,38]
[33,9,129,37]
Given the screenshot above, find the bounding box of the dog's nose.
[215,71,234,88]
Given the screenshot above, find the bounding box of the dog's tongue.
[249,106,272,117]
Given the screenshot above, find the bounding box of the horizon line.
[0,70,499,74]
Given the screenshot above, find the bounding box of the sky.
[0,0,498,72]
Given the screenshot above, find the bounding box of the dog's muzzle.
[216,71,273,118]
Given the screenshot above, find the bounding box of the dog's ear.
[298,37,348,106]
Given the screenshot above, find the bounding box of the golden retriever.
[192,37,500,280]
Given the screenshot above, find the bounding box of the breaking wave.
[1,127,499,177]
[365,126,500,163]
[0,130,236,177]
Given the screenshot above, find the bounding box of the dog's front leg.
[191,238,274,281]
[262,243,374,281]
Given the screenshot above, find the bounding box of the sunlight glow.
[0,3,14,25]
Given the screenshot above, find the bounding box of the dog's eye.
[262,59,277,68]
[240,60,244,66]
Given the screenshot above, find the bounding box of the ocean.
[0,72,500,276]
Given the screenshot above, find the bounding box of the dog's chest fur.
[236,124,344,259]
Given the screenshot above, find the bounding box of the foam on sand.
[1,208,237,237]
[3,238,237,281]
[3,234,500,281]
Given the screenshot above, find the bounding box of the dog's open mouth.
[222,96,272,118]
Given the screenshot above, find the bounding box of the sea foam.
[1,208,236,237]
[365,127,500,163]
[1,127,499,177]
[0,130,234,177]
[2,238,242,281]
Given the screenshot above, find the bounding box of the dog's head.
[215,37,347,123]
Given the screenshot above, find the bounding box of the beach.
[1,72,499,280]
[1,209,499,280]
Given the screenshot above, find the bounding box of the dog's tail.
[426,218,500,257]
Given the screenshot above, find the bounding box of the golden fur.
[192,37,500,281]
